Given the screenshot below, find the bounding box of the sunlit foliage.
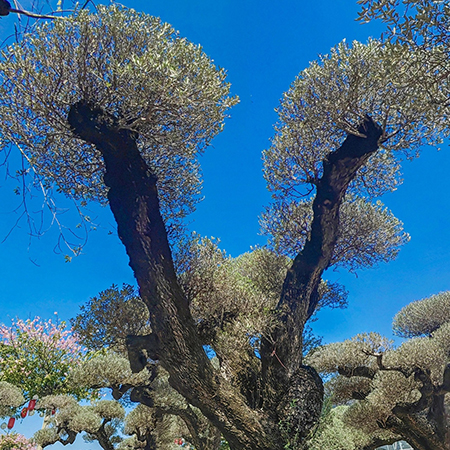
[0,318,91,400]
[71,284,151,354]
[262,197,409,271]
[0,4,237,237]
[393,291,450,338]
[306,291,450,448]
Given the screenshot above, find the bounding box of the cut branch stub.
[126,334,160,373]
[0,0,10,16]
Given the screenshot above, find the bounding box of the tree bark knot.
[67,100,135,153]
[277,366,324,447]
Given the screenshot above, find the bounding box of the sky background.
[0,0,449,447]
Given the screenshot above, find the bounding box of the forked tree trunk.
[67,101,383,449]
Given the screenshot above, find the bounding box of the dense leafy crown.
[0,5,237,230]
[393,291,450,338]
[262,37,449,270]
[264,39,449,200]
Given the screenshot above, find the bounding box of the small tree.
[307,292,450,450]
[0,318,91,401]
[33,395,126,450]
[0,318,101,448]
[0,433,37,450]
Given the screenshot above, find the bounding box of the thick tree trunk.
[68,101,278,450]
[67,101,384,449]
[260,117,383,446]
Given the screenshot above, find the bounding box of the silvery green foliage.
[178,237,335,363]
[69,407,102,433]
[261,196,409,270]
[91,400,126,422]
[124,403,189,450]
[36,394,78,411]
[69,352,151,389]
[0,381,25,417]
[325,376,372,405]
[35,395,125,443]
[264,39,449,202]
[116,435,144,450]
[306,405,386,450]
[123,403,155,436]
[71,284,151,355]
[0,5,237,233]
[393,291,450,337]
[357,0,450,50]
[33,427,59,447]
[306,332,393,374]
[307,293,450,443]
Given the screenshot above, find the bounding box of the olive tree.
[307,292,450,450]
[0,2,449,449]
[71,283,222,450]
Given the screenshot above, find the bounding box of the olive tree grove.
[0,1,449,449]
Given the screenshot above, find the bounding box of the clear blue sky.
[1,0,450,445]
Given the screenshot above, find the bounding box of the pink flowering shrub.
[0,318,92,402]
[0,432,37,450]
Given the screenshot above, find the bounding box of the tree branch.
[67,100,277,450]
[0,0,61,19]
[262,116,383,375]
[260,117,383,440]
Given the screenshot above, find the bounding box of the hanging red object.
[7,417,15,429]
[28,399,36,411]
[20,408,27,418]
[51,409,56,415]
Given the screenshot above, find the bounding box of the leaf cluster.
[306,291,450,446]
[393,290,450,337]
[71,284,151,354]
[0,318,92,401]
[262,196,409,271]
[0,5,237,237]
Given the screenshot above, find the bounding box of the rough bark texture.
[260,117,383,445]
[67,101,384,449]
[68,101,276,450]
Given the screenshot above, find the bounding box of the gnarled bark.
[260,117,383,445]
[68,101,276,450]
[68,101,384,449]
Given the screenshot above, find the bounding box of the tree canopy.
[0,1,449,449]
[0,4,237,238]
[307,291,450,450]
